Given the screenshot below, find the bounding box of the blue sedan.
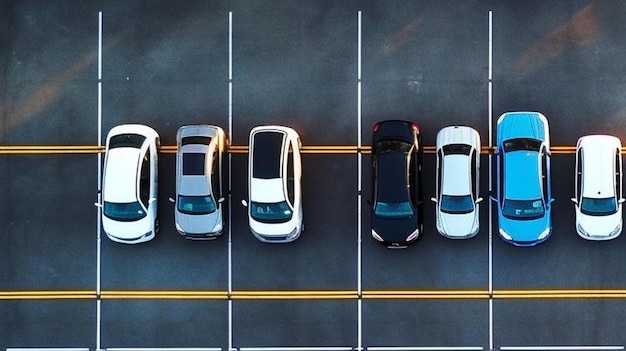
[495,112,553,246]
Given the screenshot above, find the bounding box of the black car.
[371,120,423,248]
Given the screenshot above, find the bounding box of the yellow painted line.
[4,289,626,300]
[0,291,96,300]
[102,290,228,300]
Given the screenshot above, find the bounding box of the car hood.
[176,208,222,235]
[372,215,419,243]
[576,210,622,238]
[498,113,546,142]
[102,215,152,240]
[499,212,551,244]
[438,210,479,238]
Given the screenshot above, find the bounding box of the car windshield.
[250,201,293,223]
[502,199,545,220]
[581,197,617,216]
[177,195,216,215]
[440,195,474,214]
[503,138,541,153]
[103,201,146,221]
[374,201,414,219]
[377,140,413,154]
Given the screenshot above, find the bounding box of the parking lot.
[2,0,626,349]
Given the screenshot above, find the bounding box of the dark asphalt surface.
[2,0,626,349]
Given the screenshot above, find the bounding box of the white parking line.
[228,10,234,351]
[500,347,624,351]
[487,10,494,351]
[367,348,483,351]
[7,349,90,351]
[356,9,363,351]
[239,348,352,351]
[107,349,222,351]
[96,10,103,351]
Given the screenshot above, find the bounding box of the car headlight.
[405,228,420,241]
[608,222,622,237]
[576,223,588,236]
[537,227,551,240]
[499,228,512,241]
[371,229,384,242]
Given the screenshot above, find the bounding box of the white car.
[100,124,160,244]
[173,125,227,239]
[571,135,624,240]
[243,126,303,243]
[431,126,482,238]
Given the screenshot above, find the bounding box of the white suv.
[100,124,160,244]
[571,135,624,240]
[242,126,303,243]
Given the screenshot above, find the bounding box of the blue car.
[495,112,554,246]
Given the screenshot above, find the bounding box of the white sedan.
[100,124,160,244]
[431,126,482,238]
[242,125,303,243]
[571,135,624,240]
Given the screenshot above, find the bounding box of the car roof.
[504,150,541,200]
[376,152,410,202]
[179,144,212,196]
[580,135,621,199]
[442,154,471,196]
[251,129,286,179]
[103,148,141,203]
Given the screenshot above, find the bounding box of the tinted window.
[471,150,478,199]
[440,195,474,214]
[182,136,211,146]
[211,149,220,198]
[183,153,206,176]
[250,201,292,223]
[253,132,283,179]
[443,144,471,156]
[104,201,146,221]
[109,134,146,149]
[502,199,545,220]
[503,138,541,153]
[576,149,583,201]
[178,195,216,215]
[581,197,617,216]
[374,201,414,219]
[139,154,150,207]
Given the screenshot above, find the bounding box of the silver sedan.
[172,125,227,239]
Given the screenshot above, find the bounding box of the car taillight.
[373,123,379,132]
[411,123,420,132]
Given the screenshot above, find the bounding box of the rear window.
[443,144,471,155]
[252,132,284,179]
[182,136,211,146]
[109,134,146,149]
[503,138,541,152]
[183,153,206,176]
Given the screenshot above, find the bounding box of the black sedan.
[371,120,423,248]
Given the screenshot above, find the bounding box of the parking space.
[494,299,626,345]
[231,154,357,290]
[0,156,96,290]
[4,1,626,350]
[362,299,488,347]
[232,300,356,347]
[0,300,95,347]
[100,300,227,347]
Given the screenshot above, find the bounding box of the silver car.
[173,125,227,239]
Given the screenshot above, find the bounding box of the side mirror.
[218,197,226,204]
[490,196,497,202]
[619,198,625,204]
[168,197,175,203]
[570,197,577,204]
[149,198,157,204]
[475,197,484,204]
[430,197,438,203]
[94,202,103,208]
[241,199,248,207]
[548,198,555,204]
